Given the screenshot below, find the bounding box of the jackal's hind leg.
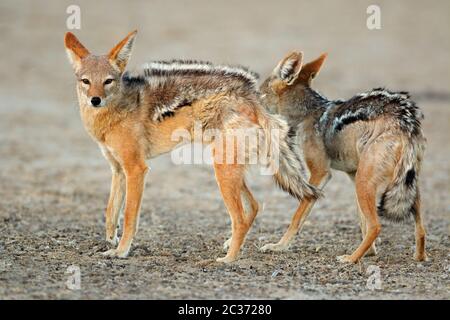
[214,162,255,263]
[223,182,259,251]
[413,192,428,261]
[348,173,377,256]
[337,156,381,264]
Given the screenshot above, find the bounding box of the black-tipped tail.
[377,137,424,222]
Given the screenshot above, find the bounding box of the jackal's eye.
[104,79,114,85]
[81,78,90,85]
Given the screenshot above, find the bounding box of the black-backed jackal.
[259,51,427,263]
[64,31,320,262]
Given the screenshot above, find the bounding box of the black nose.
[91,97,101,106]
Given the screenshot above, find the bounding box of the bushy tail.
[257,110,322,201]
[377,136,425,222]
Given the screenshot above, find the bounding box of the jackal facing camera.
[64,31,320,262]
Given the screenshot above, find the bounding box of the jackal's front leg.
[105,171,125,246]
[261,170,330,252]
[102,149,125,246]
[103,158,148,258]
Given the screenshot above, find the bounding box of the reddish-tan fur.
[64,32,318,262]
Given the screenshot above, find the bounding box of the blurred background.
[0,0,448,299]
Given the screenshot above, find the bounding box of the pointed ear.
[108,30,137,73]
[273,51,304,85]
[64,32,90,70]
[299,53,327,84]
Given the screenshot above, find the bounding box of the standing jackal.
[64,31,319,262]
[259,51,427,263]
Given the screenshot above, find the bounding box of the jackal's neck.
[284,86,332,128]
[298,87,350,137]
[78,86,140,142]
[304,87,332,113]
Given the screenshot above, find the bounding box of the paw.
[260,243,288,252]
[336,254,357,264]
[106,227,119,246]
[101,248,129,258]
[223,238,232,251]
[106,235,119,246]
[415,252,429,262]
[216,255,237,263]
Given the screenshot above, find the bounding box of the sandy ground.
[0,0,449,299]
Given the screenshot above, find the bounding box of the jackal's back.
[319,88,424,138]
[122,60,259,121]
